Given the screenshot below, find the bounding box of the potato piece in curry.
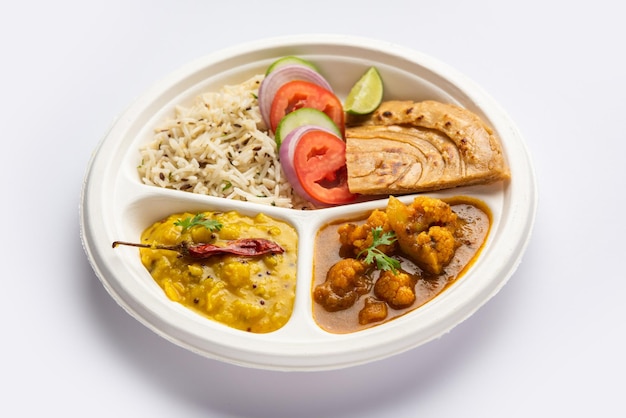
[312,196,491,333]
[387,196,460,275]
[137,211,298,333]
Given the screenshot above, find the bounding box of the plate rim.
[79,34,538,371]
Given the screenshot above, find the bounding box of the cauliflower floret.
[409,196,458,228]
[313,258,371,312]
[358,296,388,325]
[374,270,416,309]
[338,209,396,256]
[413,225,457,274]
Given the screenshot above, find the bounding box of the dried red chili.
[112,238,285,259]
[185,238,284,258]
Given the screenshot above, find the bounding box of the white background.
[2,1,624,417]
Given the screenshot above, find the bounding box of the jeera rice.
[138,75,311,209]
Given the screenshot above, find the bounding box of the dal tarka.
[136,211,298,333]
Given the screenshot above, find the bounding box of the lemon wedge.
[344,67,383,115]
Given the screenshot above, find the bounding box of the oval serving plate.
[80,34,537,371]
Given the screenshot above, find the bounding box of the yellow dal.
[139,211,298,333]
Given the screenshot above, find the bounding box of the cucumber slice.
[265,56,320,75]
[275,108,342,149]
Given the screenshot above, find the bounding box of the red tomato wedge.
[292,130,356,205]
[269,80,345,134]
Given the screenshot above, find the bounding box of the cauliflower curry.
[312,196,490,333]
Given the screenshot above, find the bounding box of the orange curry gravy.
[312,196,491,334]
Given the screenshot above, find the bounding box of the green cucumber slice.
[275,108,342,149]
[265,56,320,75]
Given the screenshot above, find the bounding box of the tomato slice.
[293,130,356,205]
[269,80,345,134]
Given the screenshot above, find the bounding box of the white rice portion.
[138,75,311,209]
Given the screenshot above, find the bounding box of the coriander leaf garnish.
[174,214,223,233]
[357,226,401,274]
